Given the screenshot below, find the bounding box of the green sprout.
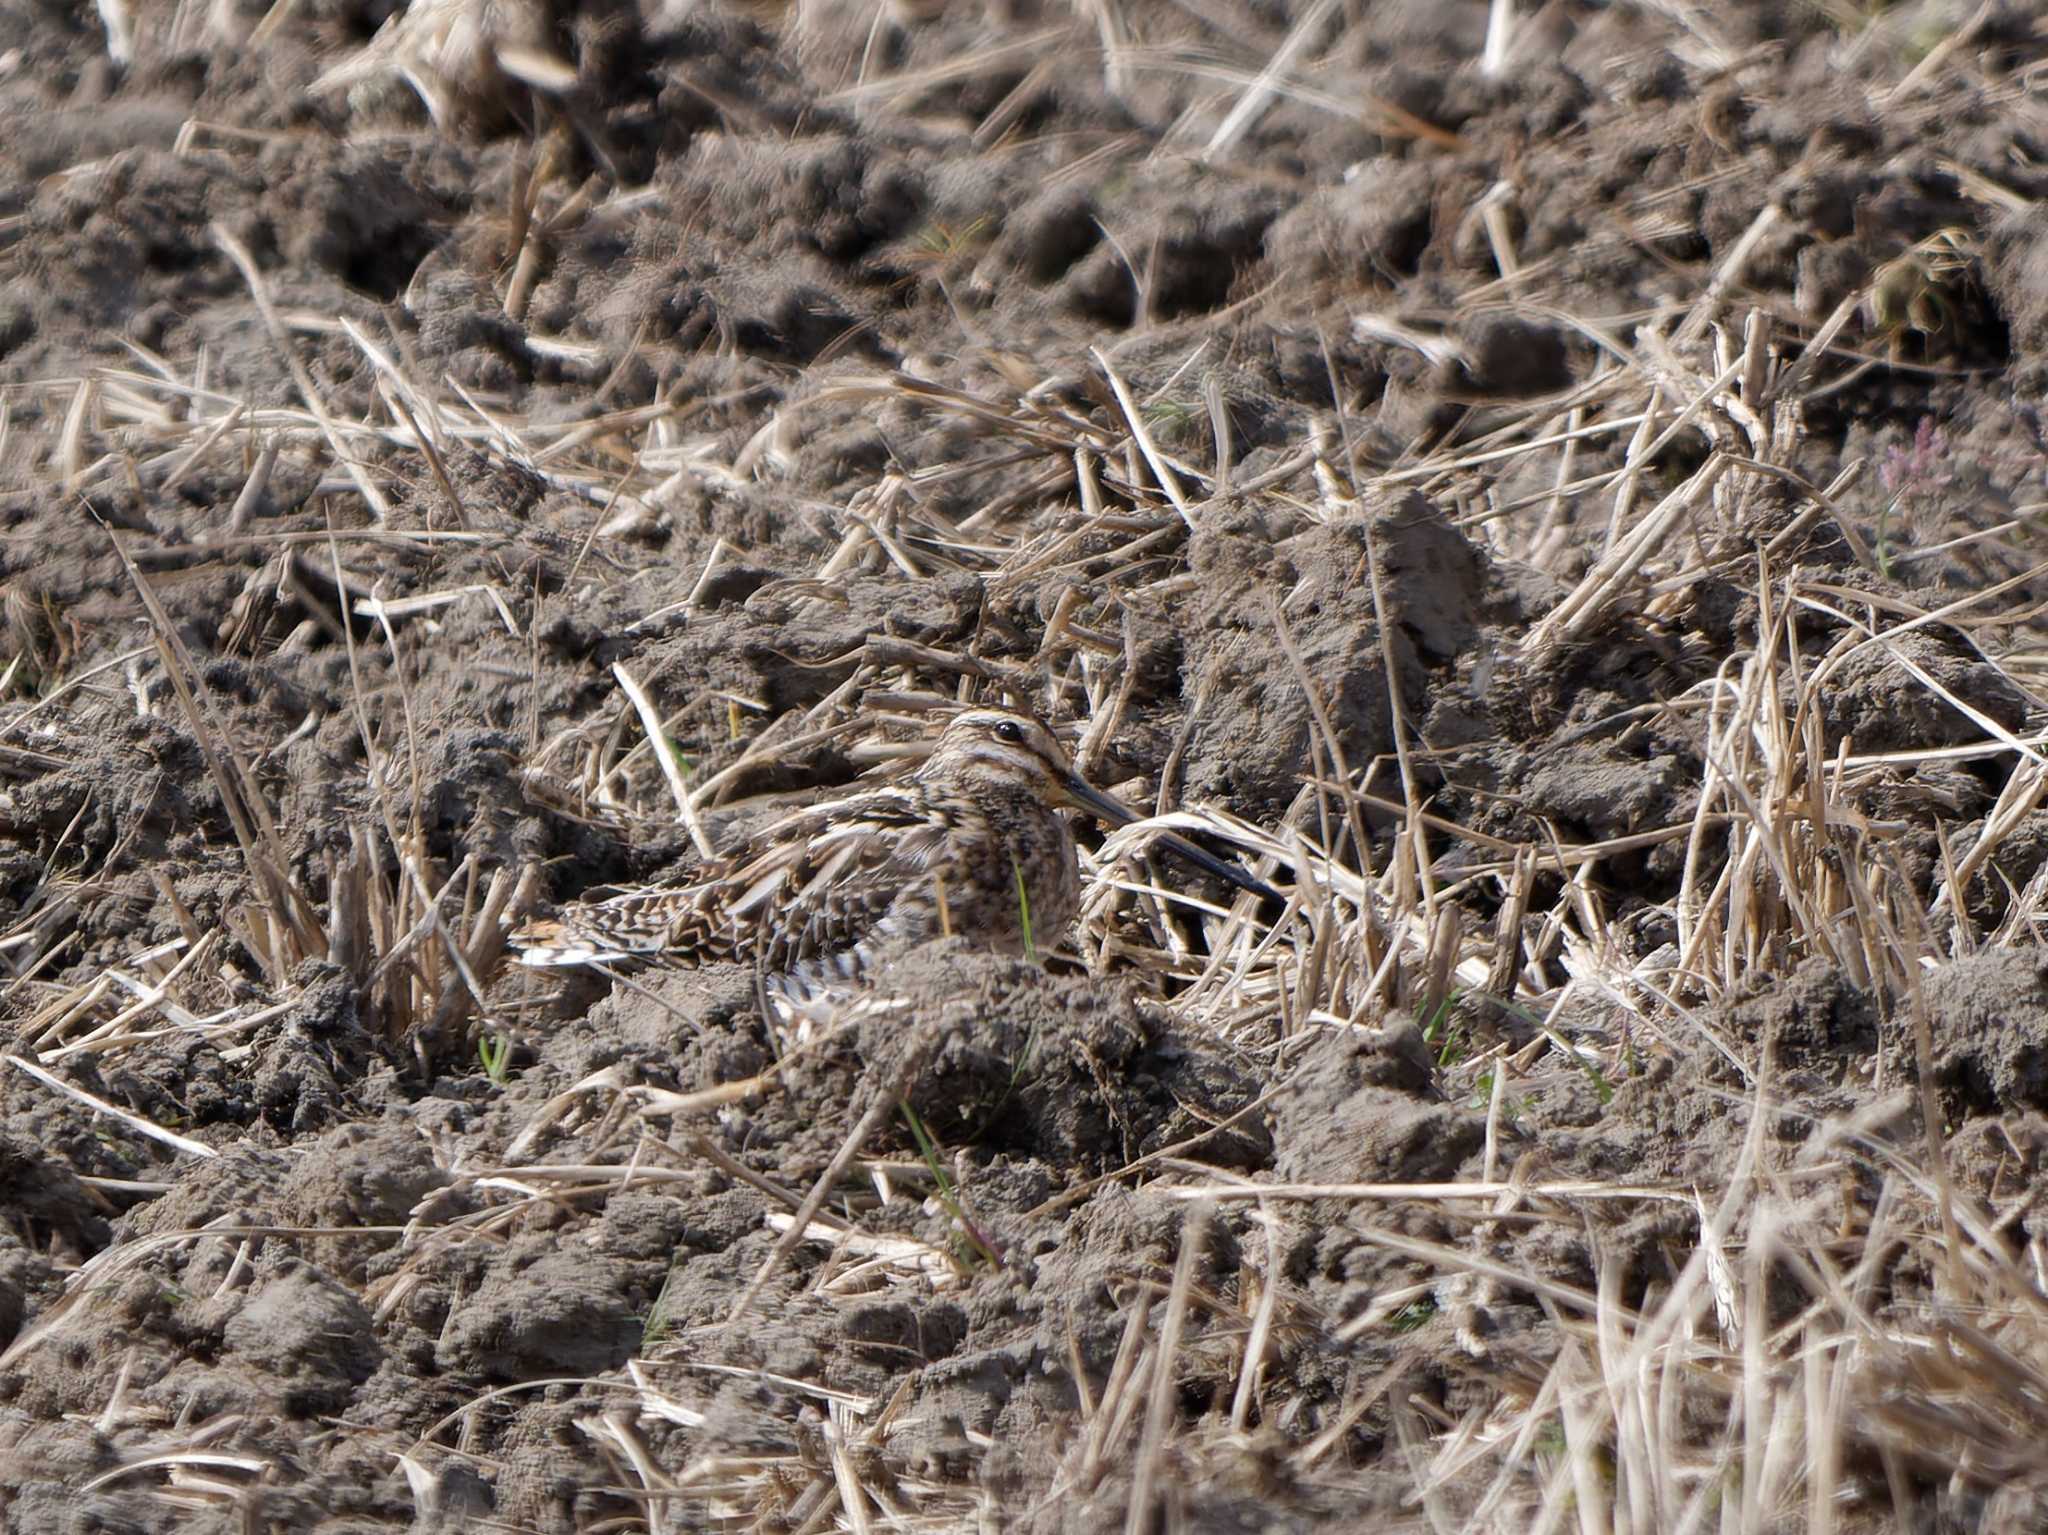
[1388,1299,1437,1333]
[658,728,695,774]
[901,1101,1002,1270]
[911,215,992,263]
[641,1261,682,1351]
[1010,851,1036,965]
[1420,990,1468,1068]
[478,1031,513,1086]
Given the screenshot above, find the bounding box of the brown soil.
[3,2,2048,1531]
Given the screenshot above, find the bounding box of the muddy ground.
[2,1,2048,1530]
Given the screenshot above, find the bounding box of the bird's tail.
[511,887,690,968]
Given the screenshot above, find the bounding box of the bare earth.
[3,2,2048,1530]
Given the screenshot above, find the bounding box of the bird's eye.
[992,719,1024,743]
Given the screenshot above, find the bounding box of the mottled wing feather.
[681,790,957,972]
[517,784,954,972]
[774,819,957,973]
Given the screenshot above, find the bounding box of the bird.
[512,706,1275,997]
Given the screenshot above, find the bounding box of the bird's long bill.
[1061,773,1283,905]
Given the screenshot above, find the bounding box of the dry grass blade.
[612,661,715,860]
[101,522,324,976]
[1197,0,1339,161]
[212,224,390,520]
[3,1052,218,1159]
[1125,1202,1207,1534]
[1091,348,1194,525]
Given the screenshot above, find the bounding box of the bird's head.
[917,707,1281,903]
[919,708,1084,806]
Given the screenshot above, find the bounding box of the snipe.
[513,707,1273,996]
